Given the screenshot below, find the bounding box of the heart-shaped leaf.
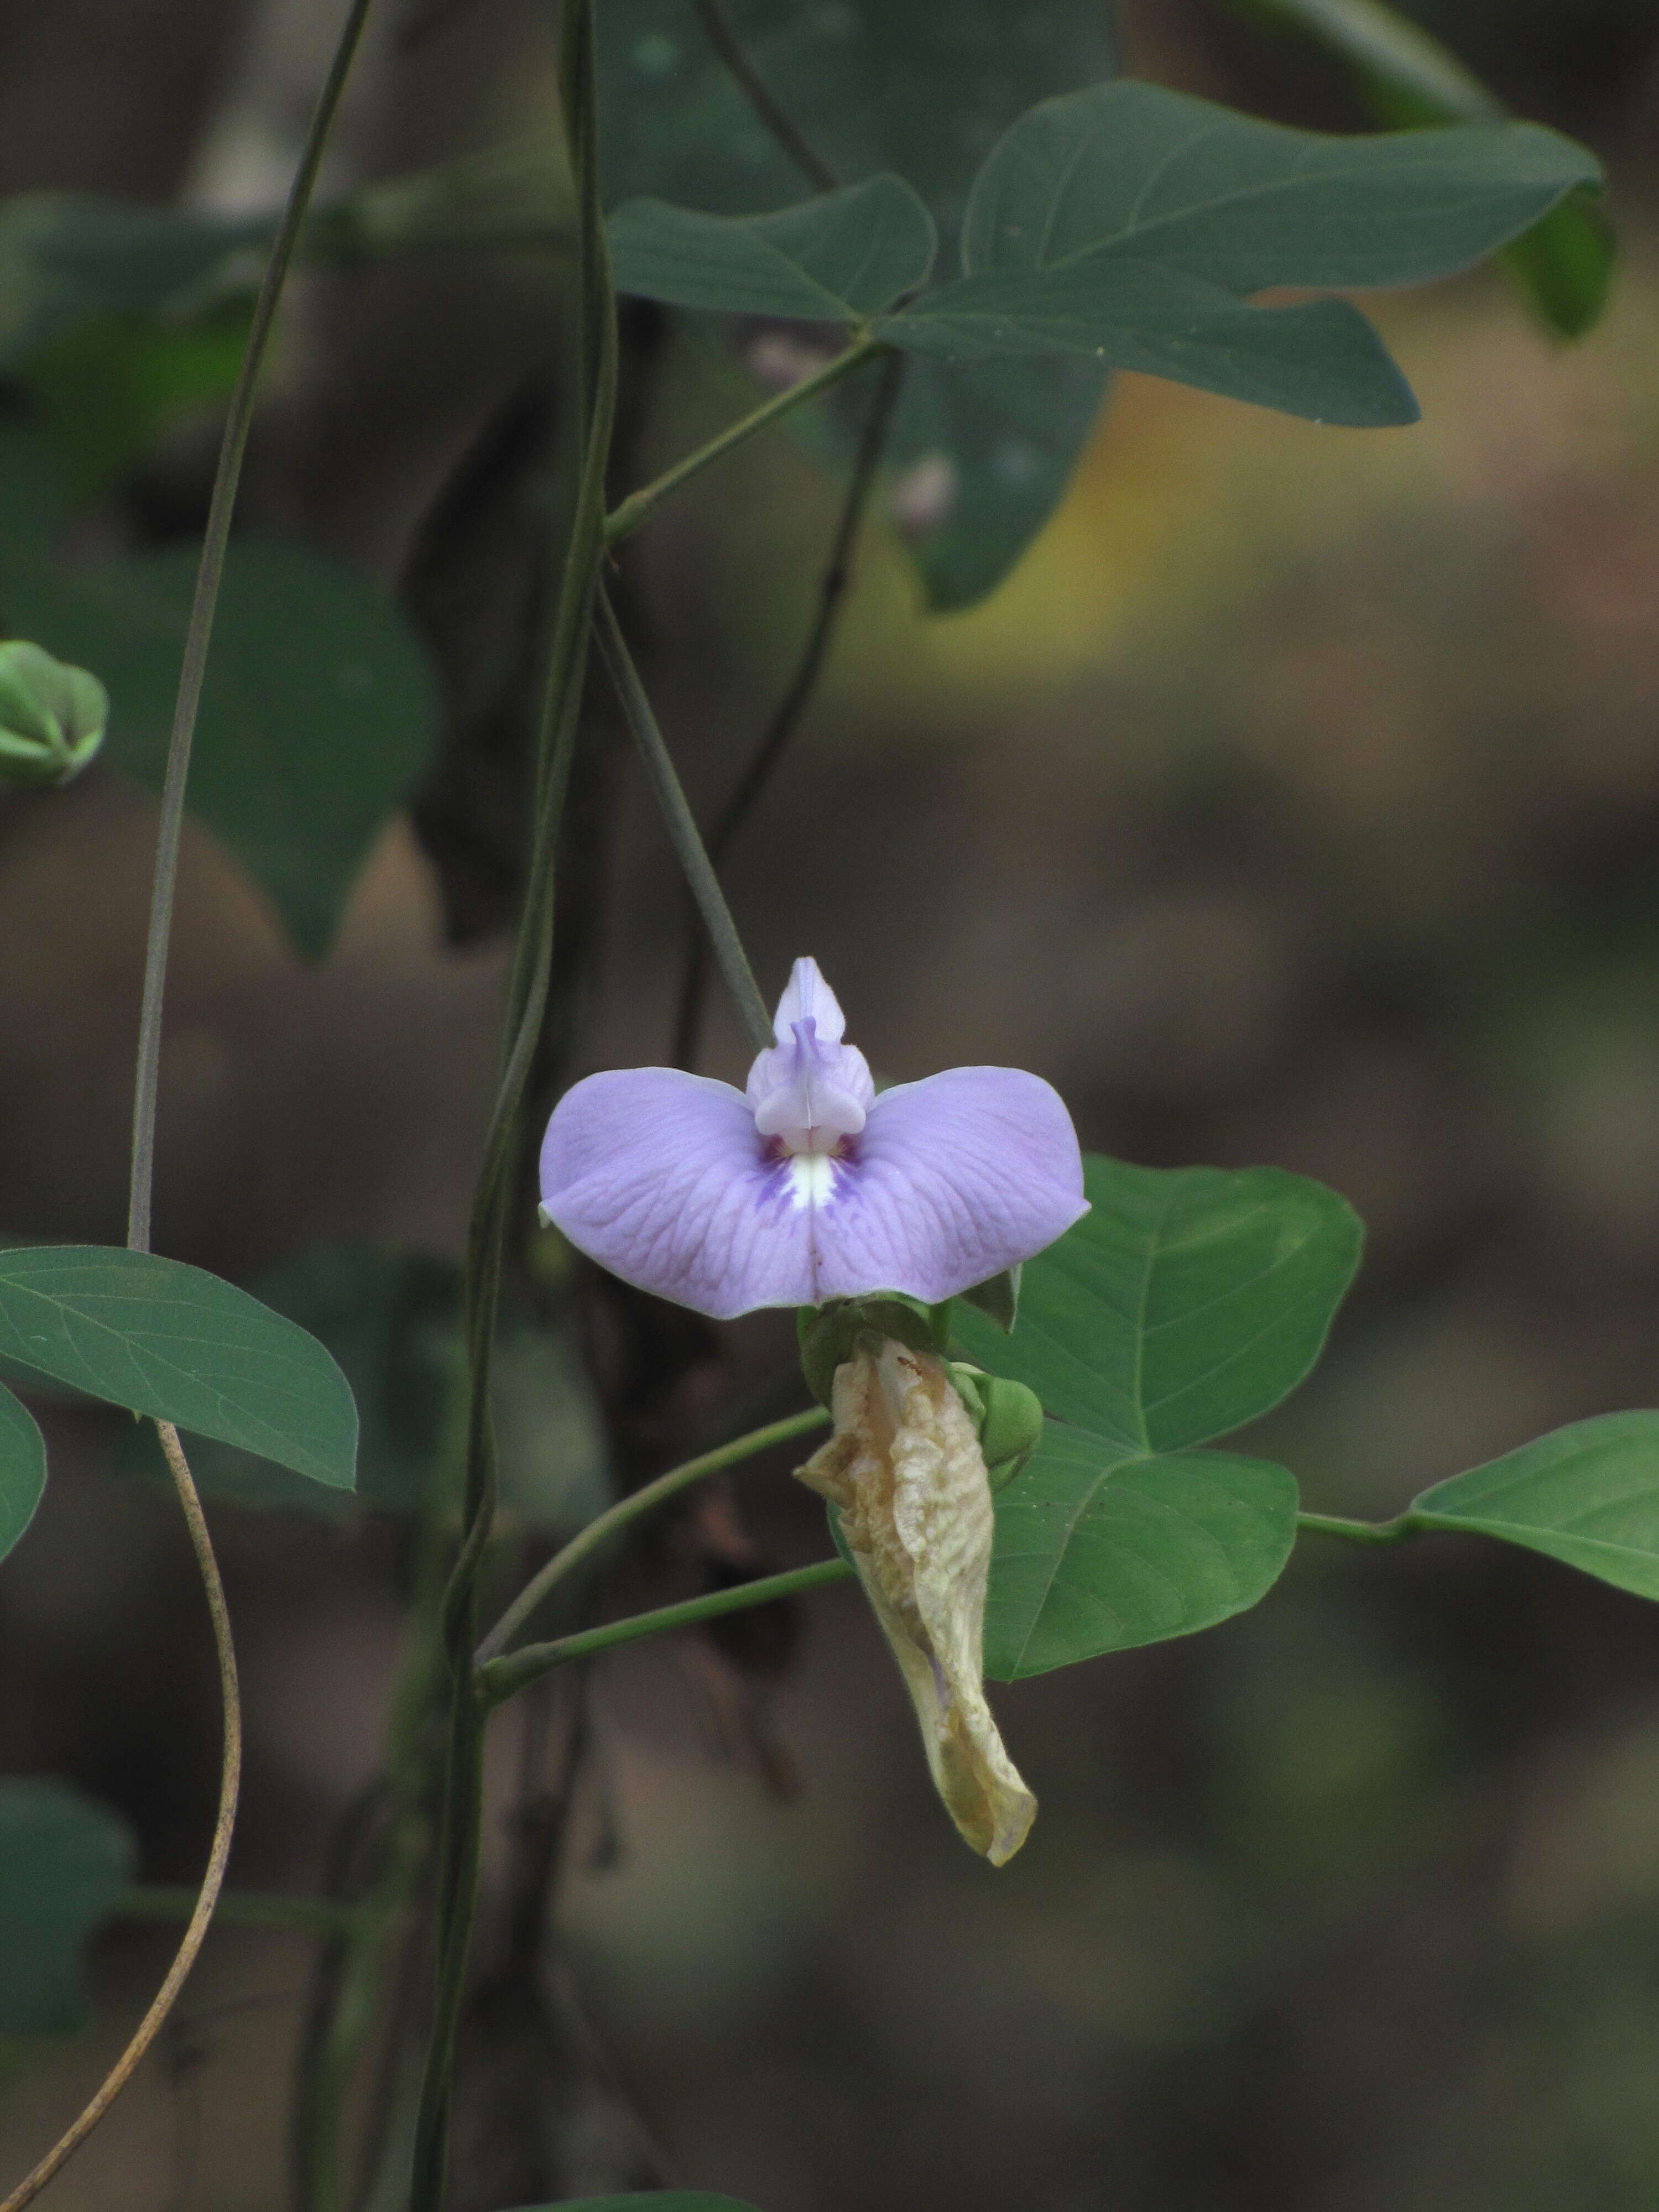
[0,1246,357,1491]
[954,1155,1363,1453]
[608,175,934,320]
[0,1381,46,1564]
[1408,1412,1659,1598]
[0,1779,136,2034]
[985,1430,1298,1678]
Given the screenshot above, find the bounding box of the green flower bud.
[947,1364,1044,1490]
[0,641,108,790]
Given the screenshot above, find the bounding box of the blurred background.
[6,0,1659,2206]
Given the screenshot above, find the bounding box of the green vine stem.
[687,0,838,190]
[407,0,618,2198]
[480,1557,855,1707]
[603,332,881,548]
[1296,1510,1421,1546]
[593,584,774,1051]
[477,1405,830,1663]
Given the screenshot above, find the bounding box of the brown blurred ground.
[8,3,1659,2209]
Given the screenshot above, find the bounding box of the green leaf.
[0,520,441,961]
[19,307,251,499]
[879,267,1417,424]
[954,80,1600,293]
[597,0,1118,611]
[0,1246,357,1491]
[959,1264,1021,1333]
[1229,0,1614,337]
[505,2198,761,2211]
[953,1155,1363,1452]
[0,1382,46,1564]
[0,1780,135,2034]
[1409,1412,1659,1598]
[608,176,935,320]
[984,1430,1299,1678]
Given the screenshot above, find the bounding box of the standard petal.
[539,1068,817,1318]
[812,1066,1087,1303]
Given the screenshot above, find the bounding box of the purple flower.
[538,958,1087,1319]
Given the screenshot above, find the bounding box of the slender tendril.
[477,1405,830,1663]
[480,1557,855,1707]
[0,1426,240,2212]
[593,586,773,1052]
[675,347,906,1068]
[603,333,880,548]
[126,0,378,1257]
[687,0,837,191]
[408,0,618,2198]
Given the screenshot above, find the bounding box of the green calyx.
[0,641,108,789]
[947,1364,1045,1490]
[797,1292,952,1409]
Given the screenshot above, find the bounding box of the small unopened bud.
[948,1364,1044,1491]
[0,641,107,790]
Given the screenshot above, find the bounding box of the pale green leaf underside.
[0,1379,45,1563]
[1411,1411,1659,1599]
[0,1247,357,1491]
[608,174,935,320]
[0,1778,135,2034]
[955,1154,1363,1453]
[985,1428,1298,1679]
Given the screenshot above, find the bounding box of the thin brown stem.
[687,0,837,191]
[674,348,905,1068]
[0,1425,241,2212]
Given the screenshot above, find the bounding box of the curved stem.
[687,0,837,191]
[593,586,773,1051]
[481,1557,854,1707]
[126,0,378,1255]
[477,1405,829,1663]
[675,347,905,1068]
[603,333,880,549]
[1296,1510,1420,1546]
[0,1425,241,2212]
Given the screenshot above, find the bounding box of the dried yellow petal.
[795,1338,1036,1864]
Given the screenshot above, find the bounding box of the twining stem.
[481,1557,854,1706]
[1296,1510,1420,1546]
[687,0,837,191]
[593,585,773,1052]
[0,1426,240,2212]
[603,333,881,549]
[675,347,906,1068]
[127,0,378,1257]
[477,1405,829,1663]
[408,0,617,2200]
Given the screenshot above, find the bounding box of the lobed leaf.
[0,1780,135,2034]
[0,1381,46,1565]
[954,1155,1363,1452]
[608,175,934,320]
[985,1430,1298,1679]
[1410,1412,1659,1599]
[0,1246,357,1491]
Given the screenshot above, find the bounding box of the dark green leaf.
[1229,0,1614,337]
[879,268,1417,424]
[0,1780,135,2034]
[505,2198,761,2211]
[608,176,934,320]
[0,1383,45,1564]
[985,1429,1299,1678]
[956,80,1600,293]
[954,1155,1363,1452]
[597,0,1118,611]
[1410,1411,1659,1598]
[19,307,250,498]
[0,1246,357,1491]
[0,524,440,961]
